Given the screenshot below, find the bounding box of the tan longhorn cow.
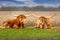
[31,13,56,29]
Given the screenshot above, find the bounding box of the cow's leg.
[35,24,39,28]
[2,22,8,28]
[44,24,48,29]
[42,25,45,29]
[37,24,41,28]
[19,22,24,28]
[35,23,40,28]
[47,24,51,29]
[40,24,42,29]
[35,23,37,28]
[21,22,24,28]
[9,24,14,29]
[13,24,19,29]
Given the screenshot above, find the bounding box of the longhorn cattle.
[39,16,51,29]
[2,12,30,29]
[31,13,56,29]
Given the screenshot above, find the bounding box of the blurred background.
[0,0,60,26]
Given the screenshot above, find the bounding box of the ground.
[0,26,60,40]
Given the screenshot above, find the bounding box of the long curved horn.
[31,13,39,18]
[50,13,56,18]
[25,15,30,17]
[9,11,18,17]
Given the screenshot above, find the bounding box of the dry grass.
[0,11,60,24]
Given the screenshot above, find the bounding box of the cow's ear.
[24,16,26,19]
[16,16,20,18]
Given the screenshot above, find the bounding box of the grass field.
[0,26,60,40]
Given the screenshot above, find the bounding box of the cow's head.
[10,12,31,22]
[16,14,26,20]
[39,16,45,20]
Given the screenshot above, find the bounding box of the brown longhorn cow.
[2,12,30,29]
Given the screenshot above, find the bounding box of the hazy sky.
[0,0,60,7]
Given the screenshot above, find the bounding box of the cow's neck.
[17,18,24,22]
